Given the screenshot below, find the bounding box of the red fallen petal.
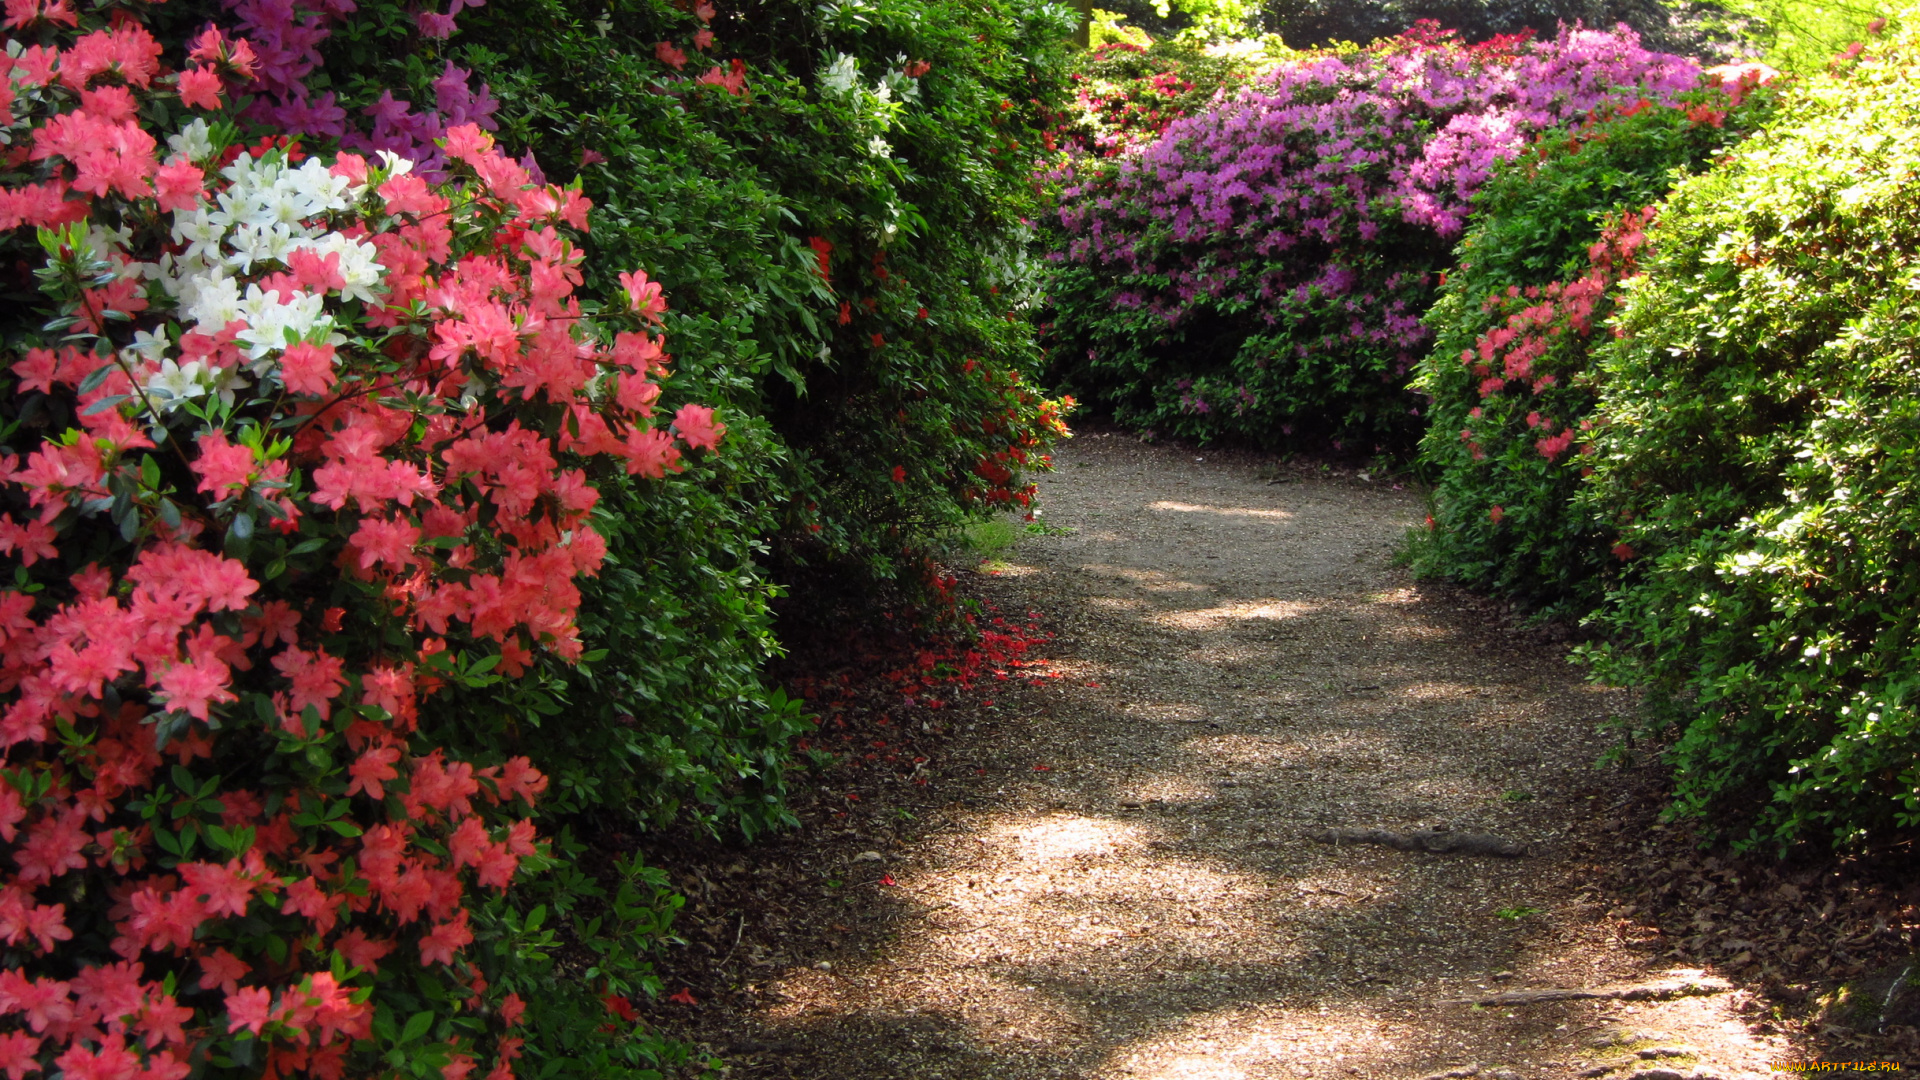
[666,988,697,1005]
[1083,682,1102,688]
[878,874,897,886]
[1033,765,1051,771]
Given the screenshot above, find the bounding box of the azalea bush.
[1577,14,1920,848]
[1409,73,1779,611]
[1040,22,1699,451]
[0,7,731,1073]
[222,0,1081,605]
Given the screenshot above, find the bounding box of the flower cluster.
[0,12,722,1076]
[219,0,504,178]
[1407,66,1778,609]
[1041,23,1699,448]
[1450,207,1652,465]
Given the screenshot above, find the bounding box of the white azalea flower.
[171,207,227,264]
[143,359,248,413]
[120,328,171,367]
[297,232,386,305]
[167,119,216,163]
[181,272,244,330]
[820,53,860,98]
[227,222,298,274]
[236,284,331,360]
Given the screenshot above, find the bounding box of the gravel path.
[698,433,1794,1079]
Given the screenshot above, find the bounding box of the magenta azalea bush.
[1040,23,1700,450]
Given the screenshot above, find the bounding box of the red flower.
[672,403,726,452]
[224,986,271,1035]
[808,236,833,283]
[418,911,474,966]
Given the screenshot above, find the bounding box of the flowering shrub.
[1409,77,1779,610]
[1056,38,1281,159]
[0,7,733,1073]
[1576,13,1920,848]
[1040,22,1699,450]
[269,0,1076,609]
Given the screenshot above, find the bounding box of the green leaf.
[77,362,117,395]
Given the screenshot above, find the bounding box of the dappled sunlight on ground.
[1146,500,1298,522]
[1104,1002,1423,1078]
[1398,680,1487,701]
[1082,564,1213,591]
[1147,600,1320,630]
[982,562,1046,577]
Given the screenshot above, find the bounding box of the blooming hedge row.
[1039,22,1698,451]
[0,3,737,1072]
[0,0,1077,1075]
[290,0,1079,598]
[1409,73,1780,612]
[1408,11,1920,850]
[1575,18,1920,848]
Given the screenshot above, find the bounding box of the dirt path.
[676,434,1799,1079]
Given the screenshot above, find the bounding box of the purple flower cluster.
[1043,25,1698,447]
[218,0,500,176]
[345,63,504,180]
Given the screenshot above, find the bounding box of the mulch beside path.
[630,433,1917,1078]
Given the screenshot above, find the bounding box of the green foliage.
[1577,21,1920,847]
[410,0,1070,584]
[305,0,1078,824]
[1712,0,1885,74]
[1091,7,1158,46]
[1411,89,1774,611]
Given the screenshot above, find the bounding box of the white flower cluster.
[815,51,923,160]
[120,123,390,414]
[819,52,862,98]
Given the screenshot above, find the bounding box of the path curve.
[717,433,1788,1080]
